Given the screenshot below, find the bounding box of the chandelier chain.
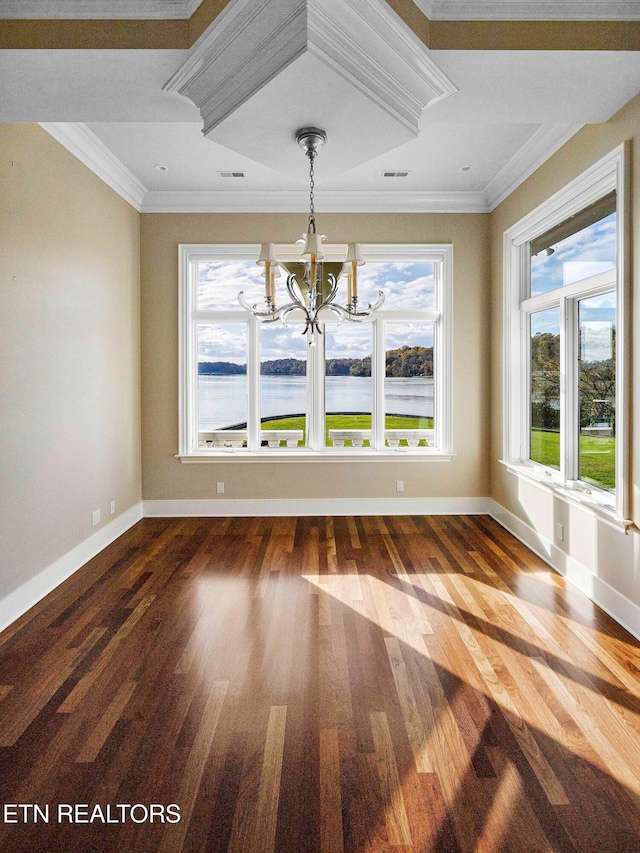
[307,148,316,234]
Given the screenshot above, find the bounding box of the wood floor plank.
[370,710,412,847]
[384,636,433,773]
[319,727,344,853]
[254,705,288,853]
[76,678,138,763]
[160,680,229,853]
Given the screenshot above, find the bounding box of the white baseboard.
[0,502,143,635]
[487,499,640,642]
[142,497,492,518]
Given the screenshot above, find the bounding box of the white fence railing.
[329,429,434,447]
[199,430,303,448]
[199,428,434,449]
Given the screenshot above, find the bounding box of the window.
[503,145,629,522]
[179,244,452,457]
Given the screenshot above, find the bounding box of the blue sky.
[530,212,616,296]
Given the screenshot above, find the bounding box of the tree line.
[531,331,615,431]
[199,345,433,378]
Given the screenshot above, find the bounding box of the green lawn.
[531,429,615,490]
[259,414,433,447]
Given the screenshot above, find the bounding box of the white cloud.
[358,262,435,310]
[386,323,434,351]
[325,324,372,360]
[260,325,308,360]
[198,323,247,363]
[198,261,265,309]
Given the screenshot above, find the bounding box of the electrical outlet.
[92,509,101,527]
[216,482,225,494]
[110,500,116,515]
[396,480,404,492]
[555,523,564,542]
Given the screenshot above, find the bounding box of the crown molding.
[0,0,195,18]
[418,0,640,19]
[185,0,206,13]
[411,0,435,16]
[485,123,584,211]
[164,0,308,135]
[308,4,420,135]
[140,189,489,213]
[335,0,458,113]
[38,123,147,211]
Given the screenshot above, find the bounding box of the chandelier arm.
[350,290,386,316]
[322,273,339,304]
[309,273,339,321]
[238,290,276,317]
[278,303,301,327]
[367,291,386,312]
[321,303,352,325]
[286,274,306,307]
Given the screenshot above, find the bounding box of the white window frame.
[502,143,630,525]
[178,243,453,461]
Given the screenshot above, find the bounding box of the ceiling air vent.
[217,171,246,178]
[382,170,410,178]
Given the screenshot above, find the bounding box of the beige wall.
[0,124,141,598]
[489,93,640,610]
[140,212,489,501]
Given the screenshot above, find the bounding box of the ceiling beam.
[429,19,640,50]
[0,19,189,48]
[1,0,638,50]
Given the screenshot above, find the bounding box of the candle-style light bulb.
[346,243,364,306]
[257,242,279,306]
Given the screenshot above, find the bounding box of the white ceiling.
[415,1,640,20]
[2,0,639,213]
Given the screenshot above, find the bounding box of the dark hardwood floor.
[1,515,640,852]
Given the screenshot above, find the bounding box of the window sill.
[500,460,633,533]
[177,449,454,464]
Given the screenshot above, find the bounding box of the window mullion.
[561,297,577,482]
[521,311,531,462]
[308,328,324,451]
[373,318,385,450]
[247,317,260,451]
[187,262,199,455]
[191,319,200,454]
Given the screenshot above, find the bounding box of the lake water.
[199,375,434,429]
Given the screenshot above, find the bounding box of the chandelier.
[238,127,384,345]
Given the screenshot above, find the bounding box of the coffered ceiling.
[1,0,639,213]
